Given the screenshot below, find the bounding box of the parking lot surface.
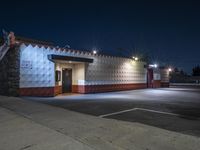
[25,87,200,137]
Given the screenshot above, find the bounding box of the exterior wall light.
[132,56,138,61]
[168,68,172,72]
[92,50,97,55]
[149,64,158,68]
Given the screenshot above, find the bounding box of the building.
[0,31,170,97]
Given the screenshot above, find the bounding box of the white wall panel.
[85,56,147,85]
[20,44,55,88]
[20,44,147,88]
[160,69,170,82]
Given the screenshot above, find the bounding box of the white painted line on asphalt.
[135,108,180,117]
[99,107,180,118]
[99,108,138,118]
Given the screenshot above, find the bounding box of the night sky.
[1,0,200,74]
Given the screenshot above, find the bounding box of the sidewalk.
[0,96,200,150]
[0,105,93,150]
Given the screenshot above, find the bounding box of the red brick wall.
[72,85,85,93]
[20,87,55,97]
[54,86,62,95]
[153,80,161,88]
[20,86,62,97]
[19,82,170,96]
[72,83,147,94]
[161,82,169,87]
[20,83,147,96]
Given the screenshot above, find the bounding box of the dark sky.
[1,0,200,74]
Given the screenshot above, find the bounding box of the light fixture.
[168,68,172,72]
[92,50,97,55]
[149,64,158,68]
[132,56,138,61]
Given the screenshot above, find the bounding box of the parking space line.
[135,108,180,117]
[99,108,138,118]
[99,107,180,118]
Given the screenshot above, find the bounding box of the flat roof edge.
[48,54,94,63]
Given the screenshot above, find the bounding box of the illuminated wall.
[160,69,170,83]
[19,43,147,95]
[153,68,161,80]
[20,44,87,88]
[20,44,55,88]
[85,56,147,85]
[55,63,85,86]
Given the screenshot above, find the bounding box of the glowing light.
[92,50,97,55]
[168,68,172,72]
[132,56,138,61]
[149,64,158,68]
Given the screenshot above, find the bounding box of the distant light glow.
[92,50,97,55]
[132,56,138,61]
[168,68,172,72]
[149,64,158,68]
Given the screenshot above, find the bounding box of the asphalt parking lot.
[25,86,200,137]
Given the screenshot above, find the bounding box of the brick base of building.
[20,86,62,97]
[153,80,161,88]
[73,83,147,94]
[161,82,170,87]
[54,86,62,95]
[20,83,147,96]
[20,87,55,97]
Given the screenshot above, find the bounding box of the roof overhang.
[48,54,93,63]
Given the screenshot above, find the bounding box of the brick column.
[0,45,20,96]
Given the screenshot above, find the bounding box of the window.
[55,70,61,82]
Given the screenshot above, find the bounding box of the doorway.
[62,69,72,93]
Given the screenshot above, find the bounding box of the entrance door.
[62,69,72,93]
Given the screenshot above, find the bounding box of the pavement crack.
[19,144,34,150]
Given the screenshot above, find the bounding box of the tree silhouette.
[192,65,200,76]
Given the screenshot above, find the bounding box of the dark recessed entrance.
[62,69,72,93]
